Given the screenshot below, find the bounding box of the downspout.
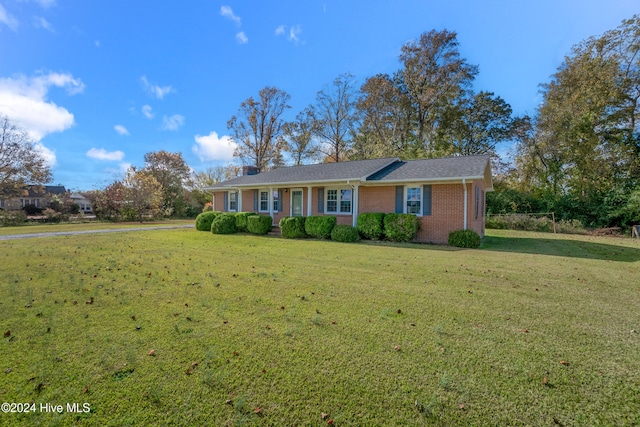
[462,179,467,230]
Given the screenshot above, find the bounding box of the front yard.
[1,228,639,425]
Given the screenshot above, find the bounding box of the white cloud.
[275,24,303,44]
[140,75,174,99]
[289,25,302,43]
[34,16,54,32]
[86,148,125,162]
[235,31,248,44]
[0,4,19,31]
[35,142,56,167]
[0,72,84,142]
[192,131,237,162]
[141,104,154,119]
[161,114,185,131]
[220,5,241,25]
[114,124,130,136]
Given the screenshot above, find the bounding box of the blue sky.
[0,0,637,191]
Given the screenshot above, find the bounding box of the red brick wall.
[214,182,486,243]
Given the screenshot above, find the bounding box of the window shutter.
[236,192,240,211]
[254,190,258,212]
[422,185,432,216]
[395,186,403,213]
[223,192,228,212]
[475,186,479,219]
[278,189,283,212]
[317,187,324,214]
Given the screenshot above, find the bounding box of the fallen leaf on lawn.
[131,315,136,321]
[327,419,334,425]
[5,367,12,374]
[321,413,329,420]
[393,345,401,351]
[542,377,548,385]
[3,330,9,337]
[254,407,262,414]
[225,399,232,405]
[82,384,89,393]
[522,329,529,333]
[148,349,155,356]
[397,309,402,314]
[560,360,569,366]
[265,325,270,330]
[458,403,465,409]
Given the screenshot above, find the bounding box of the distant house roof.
[26,185,67,197]
[207,155,492,191]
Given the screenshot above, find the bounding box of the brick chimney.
[242,166,260,176]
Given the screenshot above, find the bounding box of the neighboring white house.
[70,193,93,213]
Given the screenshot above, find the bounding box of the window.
[272,190,279,212]
[259,191,269,212]
[406,187,421,214]
[229,192,237,211]
[326,188,352,214]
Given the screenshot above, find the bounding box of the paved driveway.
[0,224,193,241]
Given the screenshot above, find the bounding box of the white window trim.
[258,189,270,213]
[325,187,353,215]
[228,191,238,212]
[404,184,423,217]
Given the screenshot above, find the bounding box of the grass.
[1,227,639,426]
[0,219,194,236]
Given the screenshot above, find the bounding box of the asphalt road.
[0,224,194,241]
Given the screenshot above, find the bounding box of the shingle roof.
[366,156,491,182]
[26,185,67,197]
[208,157,399,188]
[208,155,492,189]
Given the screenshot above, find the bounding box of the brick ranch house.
[206,155,493,244]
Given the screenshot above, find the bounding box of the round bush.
[305,215,337,239]
[234,212,254,232]
[383,213,420,242]
[279,216,307,238]
[211,213,238,234]
[247,215,272,235]
[195,211,221,231]
[357,212,385,240]
[331,225,360,243]
[448,229,481,248]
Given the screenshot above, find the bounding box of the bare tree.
[228,86,291,171]
[0,114,52,197]
[281,109,319,165]
[308,73,360,162]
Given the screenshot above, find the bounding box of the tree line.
[2,17,639,228]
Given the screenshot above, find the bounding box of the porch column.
[352,184,359,227]
[307,186,312,216]
[268,187,274,221]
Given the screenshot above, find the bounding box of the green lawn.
[1,228,639,426]
[0,219,195,236]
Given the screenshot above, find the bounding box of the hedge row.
[196,211,272,235]
[355,212,420,242]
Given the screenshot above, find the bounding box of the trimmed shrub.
[195,211,221,231]
[234,212,255,232]
[1,210,27,226]
[279,216,307,239]
[383,213,420,242]
[247,215,272,235]
[331,225,360,243]
[356,212,385,240]
[305,215,337,239]
[448,229,481,248]
[211,213,238,234]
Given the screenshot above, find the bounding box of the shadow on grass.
[481,235,640,262]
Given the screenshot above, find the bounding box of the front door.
[291,190,303,217]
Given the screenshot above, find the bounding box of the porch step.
[267,226,281,237]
